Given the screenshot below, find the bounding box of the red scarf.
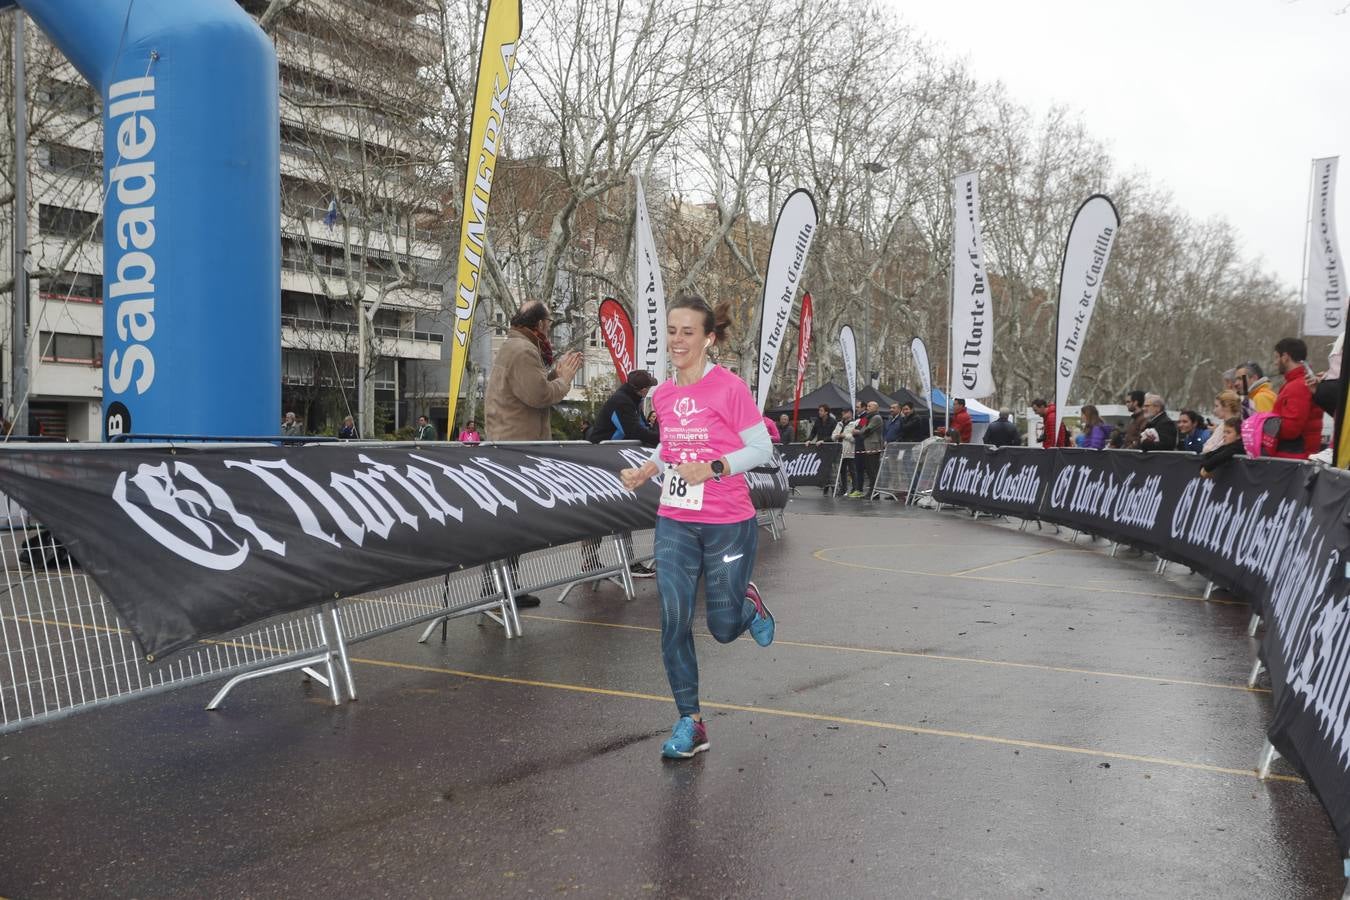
[512,325,554,366]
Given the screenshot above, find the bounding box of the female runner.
[620,294,775,759]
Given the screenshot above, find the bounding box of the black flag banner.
[0,443,787,659]
[934,444,1350,854]
[779,442,842,488]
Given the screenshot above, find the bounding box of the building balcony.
[280,258,445,313]
[281,314,444,361]
[31,358,102,400]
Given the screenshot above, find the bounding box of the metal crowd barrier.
[904,438,951,506]
[0,499,784,735]
[869,442,921,500]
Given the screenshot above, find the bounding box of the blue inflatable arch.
[5,0,280,438]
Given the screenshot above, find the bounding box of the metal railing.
[904,438,951,506]
[870,442,921,500]
[281,314,445,344]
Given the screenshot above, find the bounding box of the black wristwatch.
[710,460,725,481]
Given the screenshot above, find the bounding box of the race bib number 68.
[660,465,704,511]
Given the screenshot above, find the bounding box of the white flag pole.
[1300,159,1315,339]
[946,243,954,433]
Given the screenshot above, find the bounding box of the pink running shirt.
[651,365,760,524]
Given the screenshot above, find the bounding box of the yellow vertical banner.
[446,0,522,428]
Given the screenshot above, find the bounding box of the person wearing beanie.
[586,370,660,446]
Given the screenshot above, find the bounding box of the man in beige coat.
[485,301,583,441]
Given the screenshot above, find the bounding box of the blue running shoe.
[746,581,774,647]
[661,716,709,759]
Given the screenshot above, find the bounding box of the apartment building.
[5,0,446,439]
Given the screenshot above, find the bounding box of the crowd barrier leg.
[1109,541,1120,558]
[1203,581,1215,601]
[329,604,357,702]
[205,611,341,711]
[1257,741,1280,780]
[1248,658,1265,689]
[1248,614,1262,637]
[488,560,522,638]
[615,532,637,599]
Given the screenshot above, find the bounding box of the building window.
[39,331,102,365]
[34,78,98,118]
[38,272,102,303]
[40,143,102,178]
[38,204,102,241]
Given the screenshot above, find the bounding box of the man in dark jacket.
[883,403,905,443]
[808,404,837,444]
[899,403,931,441]
[984,409,1020,447]
[586,370,659,446]
[1137,393,1178,451]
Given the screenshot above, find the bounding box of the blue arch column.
[7,0,280,438]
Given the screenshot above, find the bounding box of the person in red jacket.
[1031,398,1068,448]
[947,398,973,444]
[1270,337,1324,459]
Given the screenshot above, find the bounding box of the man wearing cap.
[586,370,660,445]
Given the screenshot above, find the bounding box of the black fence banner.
[934,445,1350,855]
[779,442,841,488]
[0,442,787,659]
[1265,468,1350,851]
[932,445,1049,518]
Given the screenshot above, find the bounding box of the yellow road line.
[518,613,1269,695]
[349,655,1301,784]
[951,548,1060,576]
[812,546,1245,606]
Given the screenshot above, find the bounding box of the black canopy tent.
[765,382,925,417]
[764,382,852,417]
[881,387,929,410]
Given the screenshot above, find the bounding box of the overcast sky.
[889,0,1350,292]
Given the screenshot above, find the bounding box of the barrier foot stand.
[1248,658,1265,689]
[1069,530,1080,544]
[492,561,523,639]
[329,604,357,701]
[1248,614,1262,637]
[1256,741,1280,780]
[206,611,342,710]
[1110,541,1120,558]
[1154,558,1167,575]
[1203,581,1215,602]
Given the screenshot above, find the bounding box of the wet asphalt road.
[0,496,1345,899]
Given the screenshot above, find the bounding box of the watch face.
[711,460,725,475]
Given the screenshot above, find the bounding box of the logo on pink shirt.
[672,396,704,425]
